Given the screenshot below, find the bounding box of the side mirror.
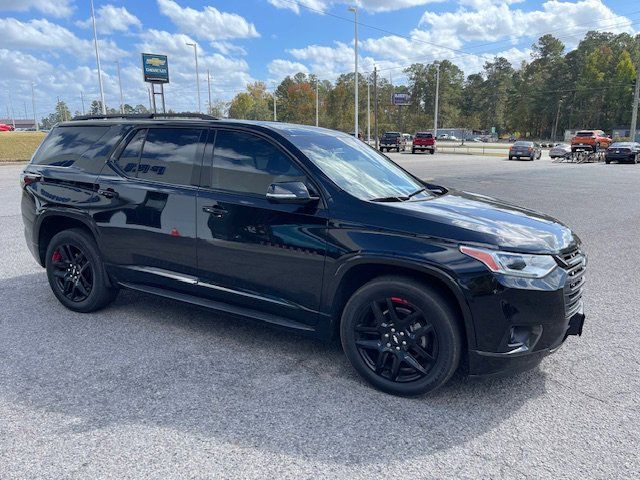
[266,181,319,204]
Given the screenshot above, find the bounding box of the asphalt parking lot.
[1,152,639,478]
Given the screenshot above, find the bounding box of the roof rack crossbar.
[72,113,219,121]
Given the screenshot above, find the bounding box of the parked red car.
[0,123,15,132]
[412,131,436,154]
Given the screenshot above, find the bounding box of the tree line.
[42,31,639,140]
[227,31,640,139]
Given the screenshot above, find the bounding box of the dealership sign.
[142,53,169,83]
[392,93,411,106]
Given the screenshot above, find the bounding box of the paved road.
[1,154,638,479]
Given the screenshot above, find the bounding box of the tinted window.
[576,131,594,137]
[514,141,533,147]
[116,129,146,176]
[415,133,432,139]
[33,126,109,166]
[136,128,203,186]
[212,130,305,195]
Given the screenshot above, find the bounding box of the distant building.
[0,118,37,130]
[611,126,639,141]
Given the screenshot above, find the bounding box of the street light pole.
[7,90,15,129]
[207,69,212,115]
[434,62,441,137]
[186,42,201,113]
[374,66,379,149]
[316,79,319,127]
[630,68,640,142]
[80,90,85,115]
[348,6,358,137]
[273,91,277,121]
[90,0,106,115]
[116,60,124,114]
[367,76,371,142]
[31,82,38,131]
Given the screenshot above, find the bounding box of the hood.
[373,189,577,254]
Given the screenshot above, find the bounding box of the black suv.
[21,114,586,396]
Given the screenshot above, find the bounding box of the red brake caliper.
[51,250,62,263]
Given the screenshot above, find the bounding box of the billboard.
[142,53,169,83]
[392,93,411,106]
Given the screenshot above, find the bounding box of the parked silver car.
[549,143,571,159]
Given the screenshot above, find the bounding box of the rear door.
[195,128,328,325]
[93,126,206,288]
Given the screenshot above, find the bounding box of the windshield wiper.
[370,195,409,202]
[407,188,426,199]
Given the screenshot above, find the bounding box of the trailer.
[553,150,605,164]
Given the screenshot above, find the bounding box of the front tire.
[340,276,462,396]
[45,228,118,312]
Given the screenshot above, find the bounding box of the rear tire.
[412,147,416,154]
[340,276,462,396]
[45,228,118,313]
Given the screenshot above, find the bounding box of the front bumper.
[461,248,586,376]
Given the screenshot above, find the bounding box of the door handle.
[202,205,228,217]
[97,188,118,199]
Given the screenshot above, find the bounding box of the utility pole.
[31,82,38,130]
[434,62,441,137]
[80,91,85,115]
[207,69,212,115]
[273,91,277,121]
[116,60,124,114]
[147,86,152,111]
[316,79,319,127]
[186,42,201,113]
[90,0,106,115]
[552,99,562,142]
[348,6,358,137]
[631,68,640,142]
[373,66,379,150]
[367,76,371,142]
[8,90,15,129]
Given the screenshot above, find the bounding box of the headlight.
[460,246,557,278]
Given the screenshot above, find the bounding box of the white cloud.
[0,17,128,60]
[268,0,444,14]
[420,0,635,46]
[157,0,259,41]
[268,59,309,80]
[0,0,74,18]
[76,5,142,34]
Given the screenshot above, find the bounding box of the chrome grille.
[555,248,586,318]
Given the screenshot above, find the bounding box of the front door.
[196,129,328,325]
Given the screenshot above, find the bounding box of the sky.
[0,0,637,119]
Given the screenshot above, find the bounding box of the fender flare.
[324,254,477,349]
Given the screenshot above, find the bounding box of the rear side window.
[116,128,204,186]
[32,126,109,167]
[212,130,305,195]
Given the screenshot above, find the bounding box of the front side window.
[296,133,429,201]
[212,130,305,195]
[137,128,203,186]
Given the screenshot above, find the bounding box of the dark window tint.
[212,130,305,195]
[32,126,109,166]
[576,131,595,137]
[137,128,203,186]
[116,129,146,176]
[415,133,433,139]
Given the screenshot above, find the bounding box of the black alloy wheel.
[353,297,438,383]
[341,276,461,396]
[46,229,118,312]
[50,243,93,302]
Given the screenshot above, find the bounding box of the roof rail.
[71,113,219,121]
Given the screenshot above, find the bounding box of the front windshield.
[296,134,430,201]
